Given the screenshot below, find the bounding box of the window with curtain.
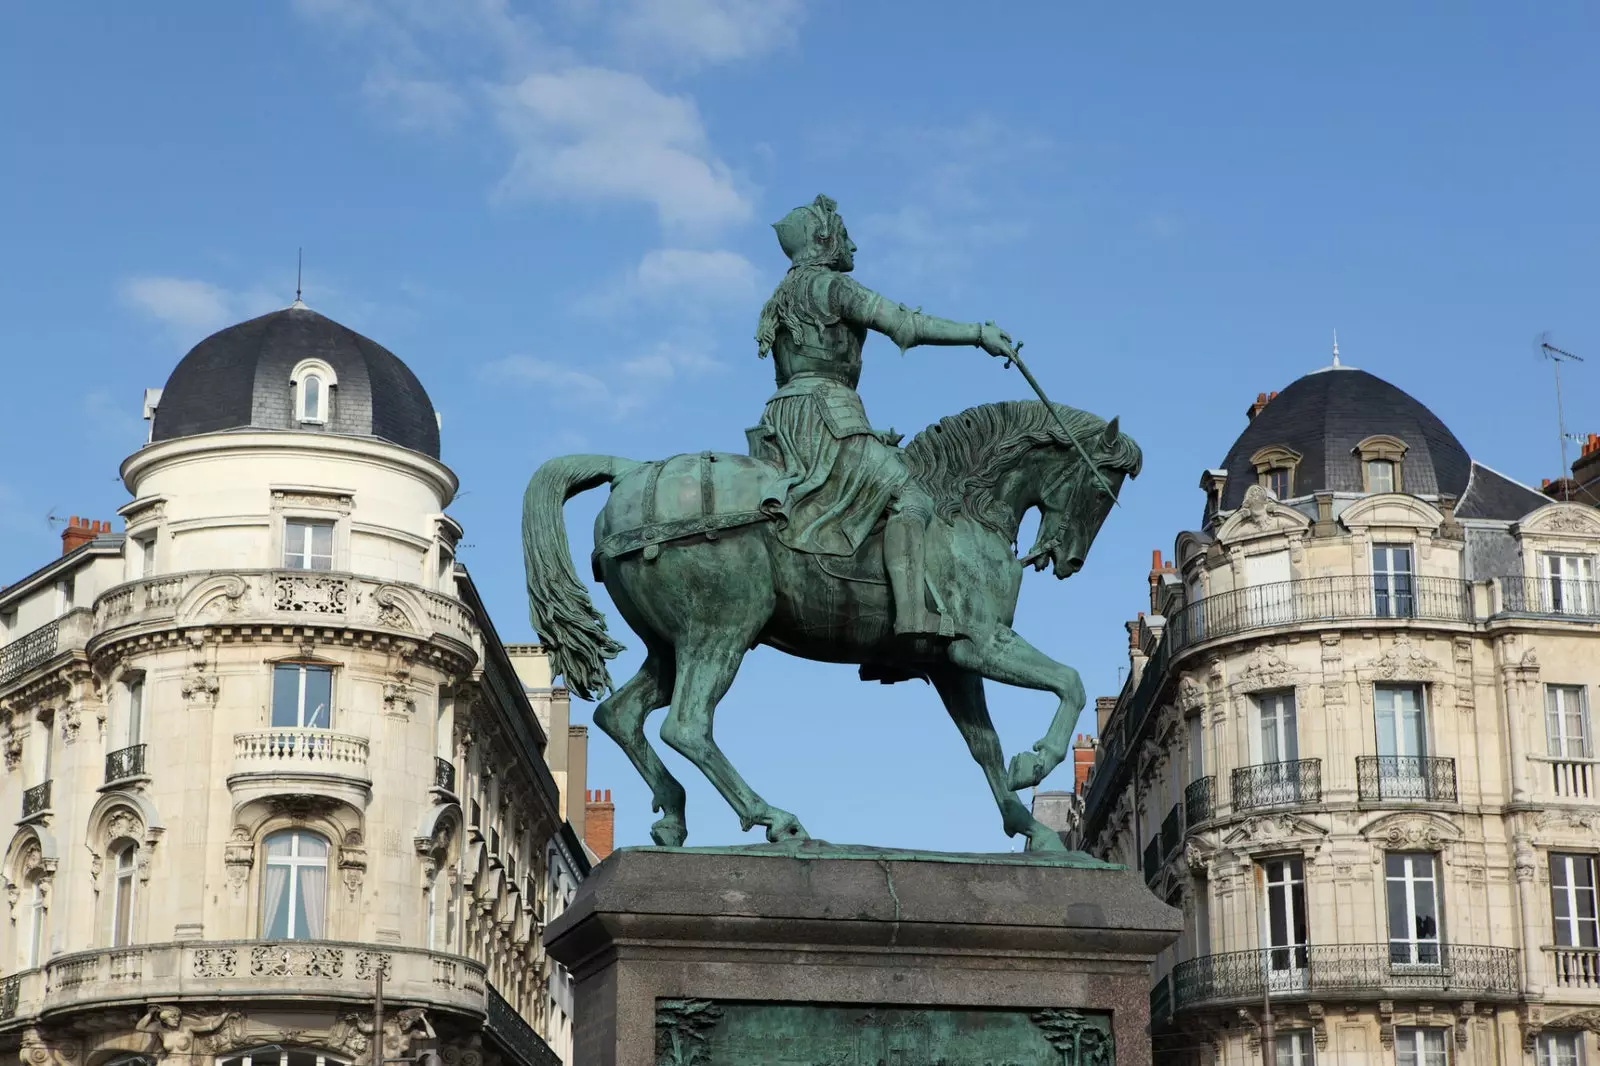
[261,830,329,940]
[127,680,145,747]
[1547,686,1592,758]
[272,664,333,729]
[1550,853,1600,949]
[1274,1031,1314,1066]
[283,520,335,571]
[111,843,138,947]
[1366,459,1396,493]
[1394,1029,1448,1066]
[1386,853,1442,966]
[1542,553,1596,615]
[1537,1032,1584,1066]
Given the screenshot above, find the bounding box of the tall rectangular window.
[1395,1028,1448,1066]
[1539,1032,1585,1066]
[271,664,332,729]
[1372,544,1415,618]
[1263,467,1291,500]
[1274,1032,1315,1066]
[1543,553,1596,615]
[1256,692,1298,764]
[1386,852,1442,965]
[111,845,138,947]
[1548,686,1592,758]
[1367,459,1396,494]
[26,882,45,968]
[142,537,156,576]
[1550,854,1600,948]
[283,520,334,571]
[261,830,329,940]
[1259,857,1308,980]
[127,680,145,746]
[1376,685,1428,758]
[1188,714,1205,783]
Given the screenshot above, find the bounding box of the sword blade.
[1005,350,1121,505]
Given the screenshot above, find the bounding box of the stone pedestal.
[543,844,1181,1065]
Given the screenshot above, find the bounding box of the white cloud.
[635,248,759,299]
[362,71,470,132]
[117,275,284,338]
[612,0,805,67]
[494,67,750,231]
[486,341,720,419]
[484,355,612,406]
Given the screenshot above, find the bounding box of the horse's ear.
[1102,416,1120,446]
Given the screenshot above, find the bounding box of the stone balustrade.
[234,729,370,772]
[1530,754,1599,801]
[0,941,486,1025]
[92,569,477,650]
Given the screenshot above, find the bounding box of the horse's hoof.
[651,817,687,848]
[765,813,810,844]
[1007,750,1046,791]
[1027,827,1070,852]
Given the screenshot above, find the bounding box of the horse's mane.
[903,400,1143,537]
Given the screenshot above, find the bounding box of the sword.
[995,334,1121,504]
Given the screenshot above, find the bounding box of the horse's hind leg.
[931,666,1067,852]
[592,652,687,847]
[948,625,1086,792]
[660,634,810,844]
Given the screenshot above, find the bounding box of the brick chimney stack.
[1148,550,1177,614]
[1095,696,1118,735]
[1245,390,1279,422]
[584,789,615,860]
[1542,433,1600,506]
[61,517,109,556]
[1072,733,1097,794]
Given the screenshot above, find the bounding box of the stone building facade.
[1077,358,1600,1065]
[0,304,589,1066]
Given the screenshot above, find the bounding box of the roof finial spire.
[1331,328,1341,367]
[291,248,307,309]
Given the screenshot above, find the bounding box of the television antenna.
[1537,333,1585,501]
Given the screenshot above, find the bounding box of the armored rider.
[755,194,1019,637]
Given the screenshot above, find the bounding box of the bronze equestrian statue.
[522,195,1140,852]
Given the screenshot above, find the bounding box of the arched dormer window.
[289,359,338,426]
[1355,435,1409,494]
[1251,446,1302,501]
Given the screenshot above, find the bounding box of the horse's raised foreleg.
[592,652,687,847]
[947,625,1086,792]
[930,667,1067,851]
[659,636,810,844]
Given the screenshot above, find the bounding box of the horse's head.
[1026,415,1140,579]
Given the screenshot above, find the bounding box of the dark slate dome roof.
[1217,367,1469,511]
[150,304,440,458]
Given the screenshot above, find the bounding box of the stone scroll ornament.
[523,194,1141,852]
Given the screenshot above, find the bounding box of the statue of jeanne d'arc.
[754,194,1019,637]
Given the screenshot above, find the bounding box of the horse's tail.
[522,454,642,701]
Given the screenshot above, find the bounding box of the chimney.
[1095,696,1118,734]
[1073,733,1097,794]
[584,788,615,860]
[61,517,107,556]
[1148,550,1177,614]
[1245,390,1279,422]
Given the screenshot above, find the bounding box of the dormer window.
[289,359,338,426]
[1355,435,1408,494]
[1250,447,1302,501]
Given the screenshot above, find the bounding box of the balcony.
[0,941,484,1025]
[21,781,51,820]
[1531,755,1598,800]
[229,729,371,810]
[435,756,457,794]
[0,622,60,687]
[1185,776,1216,828]
[1498,576,1600,619]
[486,984,562,1066]
[1171,944,1521,1012]
[1149,973,1172,1027]
[104,744,147,785]
[1231,759,1322,812]
[1356,756,1458,804]
[1547,947,1600,991]
[1168,575,1474,651]
[1161,804,1181,861]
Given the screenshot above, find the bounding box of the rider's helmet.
[772,194,845,268]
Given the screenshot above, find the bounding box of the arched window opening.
[302,375,323,422]
[111,842,139,947]
[261,830,329,940]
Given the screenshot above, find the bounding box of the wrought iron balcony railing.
[1356,756,1458,804]
[105,743,147,784]
[0,973,18,1020]
[1499,576,1600,619]
[1167,575,1474,650]
[1149,973,1172,1027]
[1171,943,1520,1011]
[1161,804,1181,860]
[0,621,61,687]
[1231,759,1322,812]
[486,983,562,1066]
[21,781,51,819]
[435,756,457,794]
[1185,776,1215,828]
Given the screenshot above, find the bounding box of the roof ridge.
[1468,459,1545,498]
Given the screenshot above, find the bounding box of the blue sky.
[2,3,1596,852]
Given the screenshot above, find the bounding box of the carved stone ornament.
[1237,645,1294,692]
[373,586,414,631]
[1514,835,1538,883]
[340,832,368,901]
[1223,813,1328,856]
[20,1027,81,1066]
[1308,1002,1328,1050]
[656,999,724,1066]
[271,488,354,515]
[1361,813,1461,852]
[1543,1008,1600,1035]
[1176,675,1205,712]
[1543,509,1600,534]
[182,669,220,704]
[59,704,81,746]
[382,682,416,718]
[223,826,254,894]
[1536,809,1600,833]
[1378,1001,1396,1049]
[1364,633,1438,682]
[1235,484,1281,531]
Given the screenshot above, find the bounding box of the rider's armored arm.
[832,275,981,352]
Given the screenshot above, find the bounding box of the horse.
[521,400,1141,852]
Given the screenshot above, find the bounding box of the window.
[1366,459,1395,494]
[437,546,455,591]
[111,843,138,947]
[1250,447,1301,502]
[1376,685,1428,759]
[299,373,326,423]
[1372,544,1415,618]
[220,1049,348,1066]
[1256,692,1299,764]
[127,680,145,747]
[1275,1031,1315,1066]
[142,537,156,576]
[1543,553,1596,615]
[272,664,332,729]
[26,879,46,968]
[1243,549,1293,626]
[56,577,75,613]
[261,830,329,940]
[1386,852,1441,965]
[1263,467,1292,500]
[1550,854,1599,949]
[1395,1029,1448,1066]
[283,519,334,571]
[1548,686,1592,758]
[1259,857,1308,984]
[1539,1032,1585,1066]
[426,871,438,950]
[1187,714,1204,783]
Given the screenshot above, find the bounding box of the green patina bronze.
[522,195,1141,852]
[654,999,1114,1066]
[623,838,1120,869]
